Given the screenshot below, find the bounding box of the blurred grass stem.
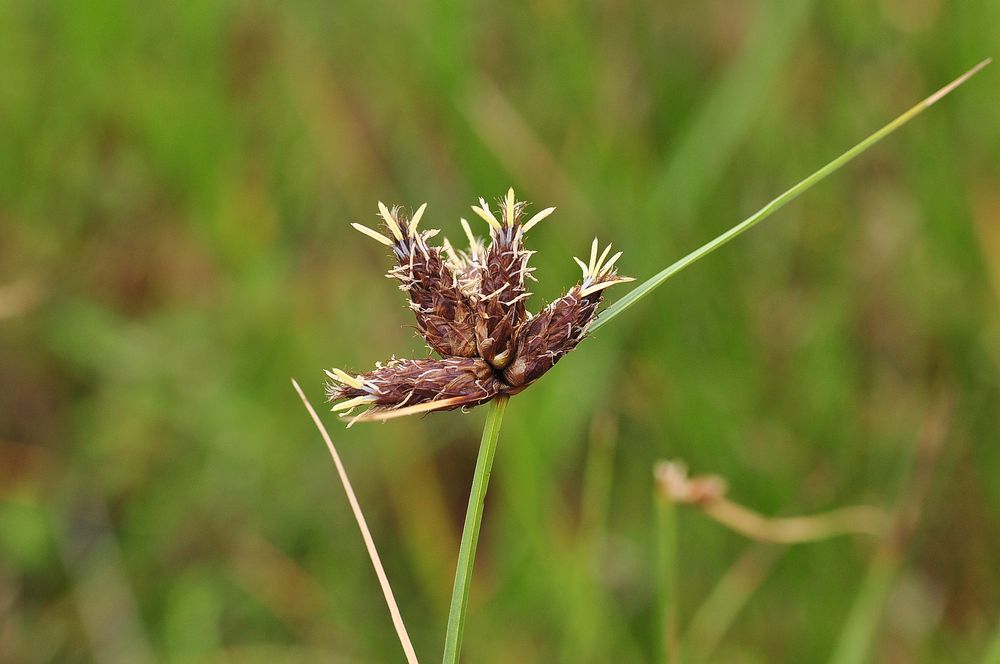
[561,414,619,661]
[684,544,784,663]
[655,488,680,663]
[829,393,952,664]
[443,395,509,664]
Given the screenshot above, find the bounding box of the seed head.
[330,189,630,423]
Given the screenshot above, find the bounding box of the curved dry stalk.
[654,461,889,543]
[291,379,419,664]
[705,501,888,544]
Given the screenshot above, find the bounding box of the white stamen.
[600,251,623,275]
[572,256,589,276]
[442,238,460,263]
[472,198,502,231]
[505,188,515,226]
[579,282,611,297]
[588,238,599,274]
[460,218,478,250]
[378,201,404,241]
[596,243,612,272]
[328,368,365,390]
[408,202,427,235]
[522,207,555,233]
[331,395,377,412]
[580,276,634,297]
[351,223,392,246]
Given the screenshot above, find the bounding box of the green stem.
[829,395,951,664]
[655,490,680,664]
[828,549,898,664]
[442,395,509,664]
[590,58,990,335]
[684,544,784,663]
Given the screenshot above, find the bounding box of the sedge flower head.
[327,188,632,424]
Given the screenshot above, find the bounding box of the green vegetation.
[1,1,998,662]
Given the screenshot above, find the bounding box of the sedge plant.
[296,59,989,663]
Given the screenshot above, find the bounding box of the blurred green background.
[2,0,999,661]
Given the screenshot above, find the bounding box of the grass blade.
[645,0,813,223]
[291,379,420,664]
[684,544,784,664]
[655,485,681,663]
[561,414,619,661]
[590,59,991,334]
[442,395,510,664]
[828,553,897,664]
[828,393,951,664]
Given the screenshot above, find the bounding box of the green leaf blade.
[591,59,991,334]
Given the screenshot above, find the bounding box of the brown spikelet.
[501,287,599,389]
[353,203,478,357]
[470,189,553,369]
[326,357,504,420]
[391,245,478,358]
[503,240,633,389]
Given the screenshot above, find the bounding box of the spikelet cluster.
[327,188,632,424]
